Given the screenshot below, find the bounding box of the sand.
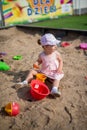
[0,27,87,130]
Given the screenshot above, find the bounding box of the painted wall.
[2,0,73,26]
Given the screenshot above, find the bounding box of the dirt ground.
[0,27,87,130]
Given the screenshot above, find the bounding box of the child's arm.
[57,53,63,73]
[33,55,42,69]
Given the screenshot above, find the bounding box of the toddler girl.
[17,33,64,97]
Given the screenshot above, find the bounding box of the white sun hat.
[41,33,61,46]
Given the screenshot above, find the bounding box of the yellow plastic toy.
[36,73,47,82]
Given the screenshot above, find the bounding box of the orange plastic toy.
[33,64,39,69]
[5,102,20,116]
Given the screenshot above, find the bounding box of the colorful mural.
[2,0,73,26]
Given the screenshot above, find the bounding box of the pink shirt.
[39,51,64,80]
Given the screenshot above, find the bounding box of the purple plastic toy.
[0,52,7,58]
[0,52,7,55]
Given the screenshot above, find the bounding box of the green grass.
[28,15,87,31]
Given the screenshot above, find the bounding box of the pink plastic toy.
[5,102,20,116]
[80,43,87,50]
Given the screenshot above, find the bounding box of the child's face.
[43,45,57,54]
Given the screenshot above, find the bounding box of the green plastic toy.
[0,61,10,71]
[13,55,22,60]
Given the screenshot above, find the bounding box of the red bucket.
[30,79,50,100]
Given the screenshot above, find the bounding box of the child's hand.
[57,69,63,74]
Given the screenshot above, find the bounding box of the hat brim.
[41,40,61,46]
